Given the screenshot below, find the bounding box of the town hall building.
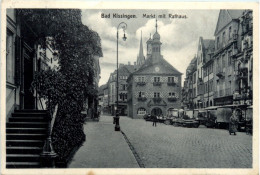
[127,20,182,119]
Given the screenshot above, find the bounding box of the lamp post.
[114,22,127,131]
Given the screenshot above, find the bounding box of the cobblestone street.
[119,115,252,168]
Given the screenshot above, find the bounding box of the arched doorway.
[151,107,162,116]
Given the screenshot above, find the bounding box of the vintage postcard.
[1,1,259,175]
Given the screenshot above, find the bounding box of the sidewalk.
[68,115,139,168]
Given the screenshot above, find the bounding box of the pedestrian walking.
[152,115,158,127]
[229,110,238,135]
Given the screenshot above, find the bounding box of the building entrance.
[151,107,162,116]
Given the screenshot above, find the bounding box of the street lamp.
[114,22,127,131]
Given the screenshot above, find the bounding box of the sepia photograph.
[1,1,259,175]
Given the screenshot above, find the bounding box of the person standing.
[152,115,157,127]
[229,110,238,135]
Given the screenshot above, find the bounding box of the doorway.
[23,47,34,109]
[151,107,162,116]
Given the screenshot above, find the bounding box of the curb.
[121,131,145,168]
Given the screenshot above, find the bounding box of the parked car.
[158,115,166,123]
[194,109,207,125]
[177,109,199,128]
[143,114,152,121]
[165,109,179,125]
[182,113,199,128]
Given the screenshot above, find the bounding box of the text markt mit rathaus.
[101,13,188,19]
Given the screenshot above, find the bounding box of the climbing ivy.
[20,9,102,163]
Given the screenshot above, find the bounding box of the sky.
[81,9,220,86]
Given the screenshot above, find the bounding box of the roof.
[203,39,214,50]
[214,10,244,35]
[132,56,182,75]
[202,39,215,63]
[124,65,136,73]
[227,10,245,19]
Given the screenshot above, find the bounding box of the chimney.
[119,63,124,68]
[128,61,130,65]
[134,62,136,66]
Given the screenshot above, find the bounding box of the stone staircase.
[6,110,48,168]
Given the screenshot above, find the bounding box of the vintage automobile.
[181,109,199,128]
[157,115,167,123]
[194,109,207,126]
[171,109,184,126]
[143,114,152,121]
[165,109,179,125]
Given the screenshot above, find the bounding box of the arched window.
[210,100,213,106]
[137,108,146,115]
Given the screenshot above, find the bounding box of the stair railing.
[6,86,16,104]
[39,88,57,167]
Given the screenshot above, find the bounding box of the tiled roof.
[227,10,244,19]
[132,56,182,75]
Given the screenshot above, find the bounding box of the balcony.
[168,97,177,102]
[167,82,176,86]
[216,70,225,79]
[137,97,147,102]
[153,97,162,103]
[136,82,146,86]
[153,82,162,86]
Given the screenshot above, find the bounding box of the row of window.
[216,52,233,71]
[110,75,128,81]
[138,92,178,98]
[189,79,231,97]
[216,26,236,50]
[137,76,179,83]
[204,63,214,77]
[119,93,127,101]
[120,76,128,80]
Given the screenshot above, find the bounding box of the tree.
[20,9,102,164]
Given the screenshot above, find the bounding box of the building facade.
[107,63,136,116]
[182,9,253,109]
[127,20,182,119]
[213,10,244,106]
[6,9,41,119]
[182,57,197,109]
[233,10,253,106]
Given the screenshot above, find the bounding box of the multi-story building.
[6,9,40,118]
[127,20,182,119]
[201,38,215,108]
[182,9,253,110]
[213,10,244,106]
[233,10,253,106]
[102,84,109,114]
[182,57,197,109]
[98,84,106,111]
[107,63,136,116]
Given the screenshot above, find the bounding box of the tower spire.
[137,30,145,66]
[155,17,158,32]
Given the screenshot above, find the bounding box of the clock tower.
[146,18,162,62]
[146,33,153,57]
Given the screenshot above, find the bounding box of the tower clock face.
[148,44,152,54]
[155,66,160,72]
